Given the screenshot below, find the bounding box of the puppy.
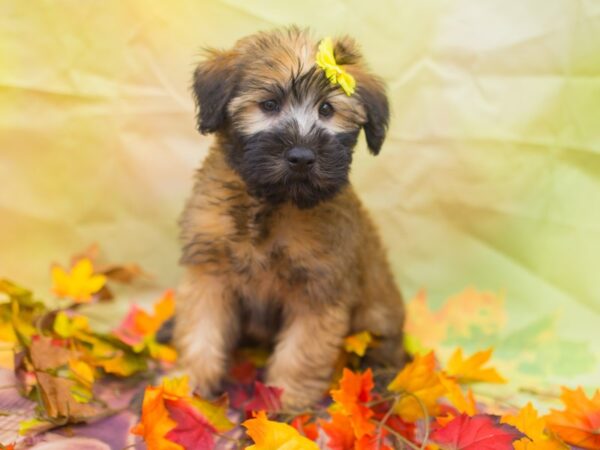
[175,27,407,410]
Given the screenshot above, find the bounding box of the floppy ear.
[192,49,240,134]
[332,36,390,155]
[356,75,390,155]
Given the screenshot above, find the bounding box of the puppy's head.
[192,27,389,208]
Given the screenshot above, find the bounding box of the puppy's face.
[192,28,389,208]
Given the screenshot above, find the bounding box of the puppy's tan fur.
[175,27,406,409]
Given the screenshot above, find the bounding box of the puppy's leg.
[266,303,349,410]
[353,297,408,370]
[174,267,238,397]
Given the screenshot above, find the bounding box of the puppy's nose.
[286,147,315,170]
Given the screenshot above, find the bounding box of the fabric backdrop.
[1,0,599,390]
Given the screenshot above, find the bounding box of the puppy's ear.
[192,49,239,134]
[332,36,390,155]
[356,75,390,155]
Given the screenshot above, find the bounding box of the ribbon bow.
[315,37,356,96]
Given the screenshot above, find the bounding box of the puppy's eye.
[318,102,334,118]
[260,100,280,113]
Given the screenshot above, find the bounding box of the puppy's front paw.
[183,351,226,398]
[266,374,327,412]
[175,323,229,398]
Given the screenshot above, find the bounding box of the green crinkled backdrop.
[1,0,599,393]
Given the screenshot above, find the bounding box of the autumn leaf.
[355,434,393,450]
[18,418,54,436]
[244,381,283,414]
[292,415,319,441]
[29,335,72,371]
[344,331,373,357]
[243,410,319,450]
[430,413,522,450]
[68,359,95,389]
[388,351,447,422]
[53,311,91,338]
[51,258,106,303]
[164,398,217,450]
[546,387,600,450]
[145,336,178,363]
[445,348,505,384]
[114,291,174,345]
[321,412,356,450]
[36,371,101,418]
[191,396,235,433]
[230,360,258,384]
[502,403,565,450]
[502,402,547,442]
[161,375,234,433]
[438,377,477,425]
[113,291,177,363]
[514,440,566,450]
[162,374,191,399]
[331,368,376,438]
[131,386,182,450]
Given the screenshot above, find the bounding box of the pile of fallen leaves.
[0,247,599,450]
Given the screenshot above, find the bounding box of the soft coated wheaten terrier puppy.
[175,27,407,410]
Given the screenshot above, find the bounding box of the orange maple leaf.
[445,348,506,384]
[321,412,356,450]
[131,386,182,450]
[546,387,600,450]
[330,368,376,438]
[387,351,447,422]
[133,290,175,336]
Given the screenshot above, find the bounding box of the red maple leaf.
[164,398,217,450]
[243,381,283,414]
[229,360,257,384]
[430,413,522,450]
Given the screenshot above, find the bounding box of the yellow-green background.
[1,1,599,389]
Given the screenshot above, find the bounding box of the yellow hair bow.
[315,37,356,96]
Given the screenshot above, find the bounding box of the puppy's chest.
[224,203,310,283]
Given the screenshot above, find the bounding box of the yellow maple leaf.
[502,402,547,442]
[51,258,106,303]
[344,331,373,357]
[68,359,95,389]
[53,311,90,338]
[243,411,319,450]
[162,375,190,400]
[440,376,477,418]
[445,348,506,384]
[513,439,566,450]
[388,351,447,422]
[503,402,566,450]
